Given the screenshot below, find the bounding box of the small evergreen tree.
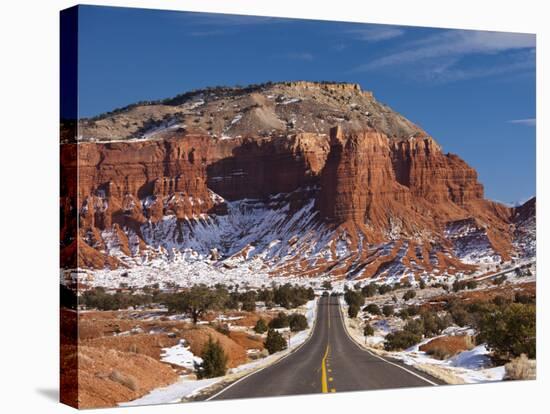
[289,313,308,332]
[195,337,228,379]
[264,329,288,354]
[268,312,289,329]
[364,323,374,336]
[348,303,360,318]
[241,300,256,312]
[403,290,416,301]
[364,303,381,315]
[322,280,333,290]
[382,304,395,317]
[378,284,392,295]
[361,283,378,297]
[254,318,268,334]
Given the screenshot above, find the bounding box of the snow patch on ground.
[161,340,202,369]
[119,376,221,406]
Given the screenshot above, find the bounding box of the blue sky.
[76,5,536,204]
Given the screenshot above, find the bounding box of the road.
[209,295,441,400]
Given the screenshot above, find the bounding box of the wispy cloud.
[351,30,535,83]
[347,26,405,42]
[508,118,536,127]
[180,12,281,27]
[359,31,535,70]
[419,50,535,83]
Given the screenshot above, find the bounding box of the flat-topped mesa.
[60,82,531,274]
[279,80,365,93]
[76,80,422,142]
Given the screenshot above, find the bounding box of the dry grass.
[109,370,138,391]
[228,331,265,351]
[504,354,536,380]
[419,335,474,360]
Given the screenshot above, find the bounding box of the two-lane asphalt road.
[209,295,442,400]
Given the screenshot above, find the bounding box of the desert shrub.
[397,308,409,319]
[364,303,381,315]
[165,284,226,324]
[493,275,507,285]
[492,295,512,306]
[254,318,268,334]
[403,290,416,301]
[378,284,392,295]
[322,280,333,290]
[406,305,419,316]
[420,310,452,337]
[362,283,379,297]
[264,329,288,354]
[241,300,256,312]
[195,337,228,379]
[385,330,421,351]
[289,313,308,332]
[348,304,360,318]
[447,302,474,327]
[466,280,478,290]
[477,303,536,359]
[452,279,477,291]
[398,305,419,320]
[224,292,240,310]
[268,312,289,329]
[382,305,395,317]
[514,293,535,304]
[344,290,365,308]
[419,279,426,289]
[504,354,536,380]
[364,323,374,336]
[273,284,311,309]
[403,318,425,336]
[109,370,138,391]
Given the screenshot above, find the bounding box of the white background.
[0,0,547,412]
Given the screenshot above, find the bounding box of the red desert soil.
[62,308,262,408]
[180,326,248,368]
[228,331,265,351]
[75,345,178,409]
[82,334,180,360]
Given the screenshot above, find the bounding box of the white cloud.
[418,50,535,83]
[359,30,534,71]
[508,118,536,127]
[347,26,405,42]
[352,30,535,78]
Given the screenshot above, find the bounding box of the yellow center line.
[321,296,334,393]
[321,344,330,393]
